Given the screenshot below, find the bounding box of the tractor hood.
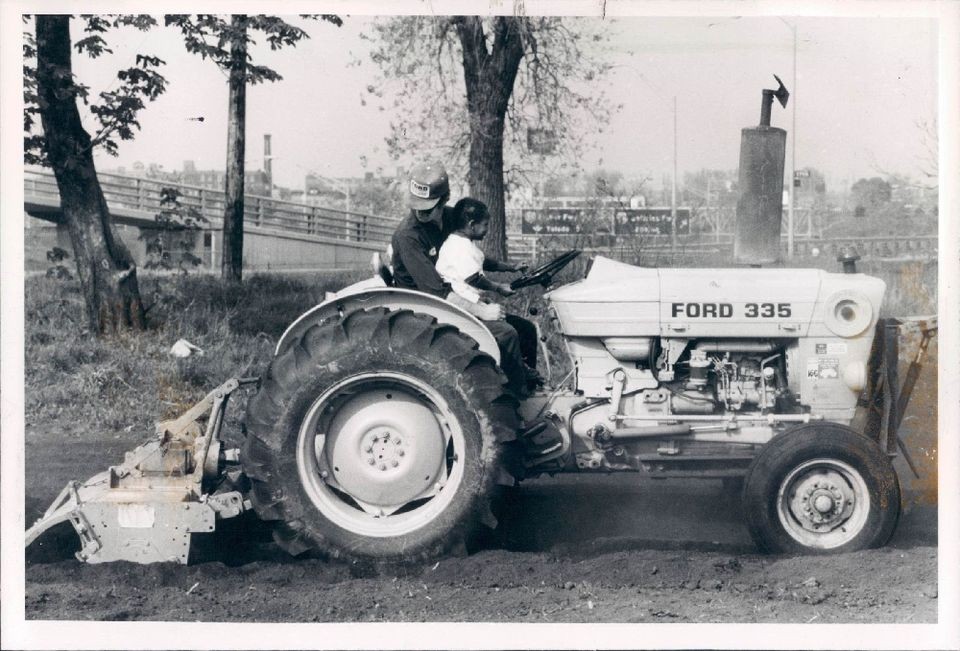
[546,256,885,339]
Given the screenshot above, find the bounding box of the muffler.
[733,75,790,266]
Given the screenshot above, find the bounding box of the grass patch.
[25,271,365,440]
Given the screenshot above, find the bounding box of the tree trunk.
[467,114,508,259]
[35,15,146,334]
[222,15,248,282]
[455,17,524,261]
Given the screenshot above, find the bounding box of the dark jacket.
[390,210,451,298]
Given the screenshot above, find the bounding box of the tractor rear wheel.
[742,423,901,554]
[241,308,518,564]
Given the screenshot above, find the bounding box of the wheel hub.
[296,372,468,539]
[362,428,407,471]
[812,493,835,514]
[323,389,447,509]
[787,468,858,533]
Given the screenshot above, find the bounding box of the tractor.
[24,248,936,564]
[24,77,937,565]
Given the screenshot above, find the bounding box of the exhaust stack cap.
[772,74,790,108]
[837,248,861,274]
[759,74,790,127]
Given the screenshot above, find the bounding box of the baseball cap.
[408,161,450,212]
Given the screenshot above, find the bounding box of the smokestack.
[733,76,790,266]
[263,134,272,198]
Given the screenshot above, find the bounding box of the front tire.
[241,308,518,564]
[742,423,901,554]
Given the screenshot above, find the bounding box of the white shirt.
[436,233,485,303]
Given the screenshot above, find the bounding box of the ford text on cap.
[408,162,450,211]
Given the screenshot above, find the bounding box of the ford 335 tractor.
[25,78,937,565]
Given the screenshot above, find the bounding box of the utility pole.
[707,174,718,243]
[538,155,545,210]
[263,134,272,198]
[783,19,798,259]
[222,14,247,282]
[671,95,678,251]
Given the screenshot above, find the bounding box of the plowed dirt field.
[23,342,938,624]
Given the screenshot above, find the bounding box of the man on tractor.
[390,162,537,398]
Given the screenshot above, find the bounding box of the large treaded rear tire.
[241,307,518,564]
[742,423,901,554]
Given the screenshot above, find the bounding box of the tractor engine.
[661,344,785,414]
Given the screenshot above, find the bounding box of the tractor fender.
[275,287,500,363]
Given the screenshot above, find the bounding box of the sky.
[57,14,938,193]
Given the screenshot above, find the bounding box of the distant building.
[792,167,827,210]
[179,161,271,196]
[304,173,346,205]
[304,174,373,211]
[681,169,738,209]
[285,188,305,203]
[890,180,936,213]
[112,161,171,180]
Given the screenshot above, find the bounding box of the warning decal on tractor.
[807,357,840,380]
[816,342,848,355]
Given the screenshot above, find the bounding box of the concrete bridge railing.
[25,167,404,272]
[24,168,400,246]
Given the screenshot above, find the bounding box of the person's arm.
[482,256,519,273]
[393,231,447,298]
[467,271,514,297]
[446,291,504,321]
[479,254,519,296]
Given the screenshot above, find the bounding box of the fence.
[506,232,938,265]
[24,168,399,246]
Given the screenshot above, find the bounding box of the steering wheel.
[510,250,581,290]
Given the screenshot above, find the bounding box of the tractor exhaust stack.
[734,75,790,266]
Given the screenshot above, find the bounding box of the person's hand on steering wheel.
[510,250,581,290]
[495,282,516,297]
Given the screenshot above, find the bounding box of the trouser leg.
[505,313,537,368]
[483,319,527,398]
[497,441,525,484]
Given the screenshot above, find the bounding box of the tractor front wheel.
[742,423,901,554]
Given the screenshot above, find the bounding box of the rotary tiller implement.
[25,378,258,564]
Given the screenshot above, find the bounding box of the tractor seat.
[371,249,394,287]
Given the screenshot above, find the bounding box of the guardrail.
[24,168,399,245]
[506,233,938,264]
